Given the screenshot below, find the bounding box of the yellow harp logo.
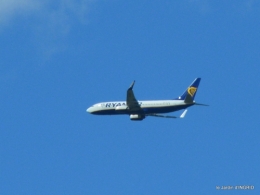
[187,87,197,97]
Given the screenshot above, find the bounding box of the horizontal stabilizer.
[180,109,188,118]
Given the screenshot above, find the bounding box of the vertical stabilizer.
[176,78,201,103]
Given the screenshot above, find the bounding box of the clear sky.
[1,1,259,194]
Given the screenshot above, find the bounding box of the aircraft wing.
[127,81,143,112]
[146,109,188,119]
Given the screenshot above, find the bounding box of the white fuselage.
[87,100,194,115]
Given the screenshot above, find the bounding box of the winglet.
[180,109,188,118]
[129,80,135,90]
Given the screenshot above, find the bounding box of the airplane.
[86,78,208,121]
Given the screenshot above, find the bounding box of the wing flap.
[146,114,177,118]
[146,109,188,119]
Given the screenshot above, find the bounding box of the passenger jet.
[86,78,208,121]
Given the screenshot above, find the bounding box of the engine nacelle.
[130,114,145,121]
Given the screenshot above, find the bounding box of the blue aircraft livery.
[103,102,142,108]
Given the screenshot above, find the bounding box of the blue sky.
[1,0,259,194]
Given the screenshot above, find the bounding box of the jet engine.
[130,114,145,121]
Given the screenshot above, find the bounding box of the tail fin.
[175,78,201,103]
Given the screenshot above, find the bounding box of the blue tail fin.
[175,78,201,103]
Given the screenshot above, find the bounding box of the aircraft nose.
[86,107,92,113]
